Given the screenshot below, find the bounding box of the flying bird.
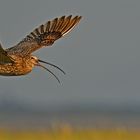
[0,15,82,83]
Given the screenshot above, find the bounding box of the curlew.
[0,15,82,83]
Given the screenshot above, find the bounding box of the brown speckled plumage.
[0,15,82,83]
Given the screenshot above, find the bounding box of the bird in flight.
[0,15,82,83]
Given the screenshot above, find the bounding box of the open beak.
[38,59,66,75]
[36,59,66,84]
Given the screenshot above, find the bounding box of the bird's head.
[30,56,39,65]
[30,55,65,83]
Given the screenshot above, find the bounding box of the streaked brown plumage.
[0,15,82,83]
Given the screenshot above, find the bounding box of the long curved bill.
[38,59,66,75]
[37,59,66,84]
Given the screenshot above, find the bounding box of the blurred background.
[0,0,140,129]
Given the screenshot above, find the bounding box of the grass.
[0,127,140,140]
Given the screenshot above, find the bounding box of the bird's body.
[0,15,82,82]
[0,55,34,76]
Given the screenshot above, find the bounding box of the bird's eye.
[31,56,38,62]
[31,56,35,59]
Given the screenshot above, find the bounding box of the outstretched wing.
[0,44,13,64]
[7,15,82,57]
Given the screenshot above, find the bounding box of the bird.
[0,15,82,83]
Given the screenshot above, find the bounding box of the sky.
[0,0,140,109]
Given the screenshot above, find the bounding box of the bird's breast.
[0,63,33,76]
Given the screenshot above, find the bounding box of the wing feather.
[7,15,82,57]
[0,44,13,64]
[45,21,51,32]
[50,18,58,32]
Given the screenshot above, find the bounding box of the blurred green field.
[0,127,140,140]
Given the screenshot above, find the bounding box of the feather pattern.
[0,44,13,64]
[7,15,82,57]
